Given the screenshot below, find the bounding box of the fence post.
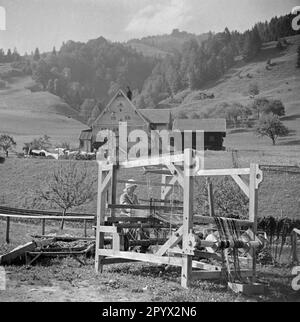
[6,216,10,244]
[84,219,87,237]
[41,219,46,235]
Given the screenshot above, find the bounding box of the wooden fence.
[0,206,95,243]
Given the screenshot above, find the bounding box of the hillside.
[162,34,300,154]
[0,67,87,151]
[127,29,210,56]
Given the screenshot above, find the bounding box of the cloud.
[125,0,192,36]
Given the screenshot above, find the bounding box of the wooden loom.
[94,149,263,289]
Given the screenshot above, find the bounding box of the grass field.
[0,154,299,218]
[0,72,87,151]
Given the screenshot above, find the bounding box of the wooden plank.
[196,168,250,176]
[144,169,173,176]
[98,249,184,266]
[191,269,253,281]
[231,174,250,198]
[129,238,167,247]
[112,232,121,251]
[166,163,184,187]
[31,235,95,241]
[95,164,105,272]
[249,164,259,282]
[84,220,87,237]
[102,258,137,265]
[41,219,46,235]
[155,226,183,256]
[118,179,175,188]
[107,204,184,211]
[228,282,265,295]
[168,247,223,261]
[110,165,118,218]
[99,226,118,233]
[293,228,300,236]
[106,216,151,223]
[161,176,180,200]
[0,241,36,265]
[118,153,185,169]
[292,229,299,264]
[114,223,169,229]
[0,205,94,217]
[181,149,194,288]
[27,251,87,256]
[207,179,215,217]
[193,215,253,226]
[192,261,221,271]
[6,216,10,243]
[101,168,113,193]
[0,214,94,220]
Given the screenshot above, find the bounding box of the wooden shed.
[172,118,226,151]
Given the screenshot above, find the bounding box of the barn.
[172,118,226,151]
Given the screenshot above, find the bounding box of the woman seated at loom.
[119,179,139,216]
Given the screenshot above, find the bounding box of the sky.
[0,0,299,54]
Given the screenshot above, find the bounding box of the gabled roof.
[79,129,93,140]
[92,89,149,126]
[173,118,226,132]
[139,109,171,124]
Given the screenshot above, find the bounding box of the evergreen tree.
[0,49,4,63]
[33,48,40,61]
[6,49,12,62]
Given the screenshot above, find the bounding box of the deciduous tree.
[0,134,16,156]
[35,162,96,230]
[255,114,289,145]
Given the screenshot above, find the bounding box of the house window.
[111,112,116,120]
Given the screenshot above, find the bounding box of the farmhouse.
[79,90,172,152]
[79,89,226,152]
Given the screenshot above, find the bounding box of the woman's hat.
[123,179,138,192]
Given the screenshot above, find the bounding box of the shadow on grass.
[277,139,300,146]
[228,128,253,135]
[281,114,300,121]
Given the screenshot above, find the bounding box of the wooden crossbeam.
[118,179,175,188]
[161,176,180,200]
[191,269,253,281]
[155,226,183,256]
[101,169,113,193]
[118,153,185,169]
[231,174,250,198]
[196,168,251,176]
[166,163,184,187]
[0,214,94,220]
[98,249,184,266]
[107,204,183,211]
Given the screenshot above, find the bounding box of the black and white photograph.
[0,0,300,304]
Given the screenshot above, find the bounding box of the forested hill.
[127,29,210,57]
[0,13,298,125]
[132,13,299,108]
